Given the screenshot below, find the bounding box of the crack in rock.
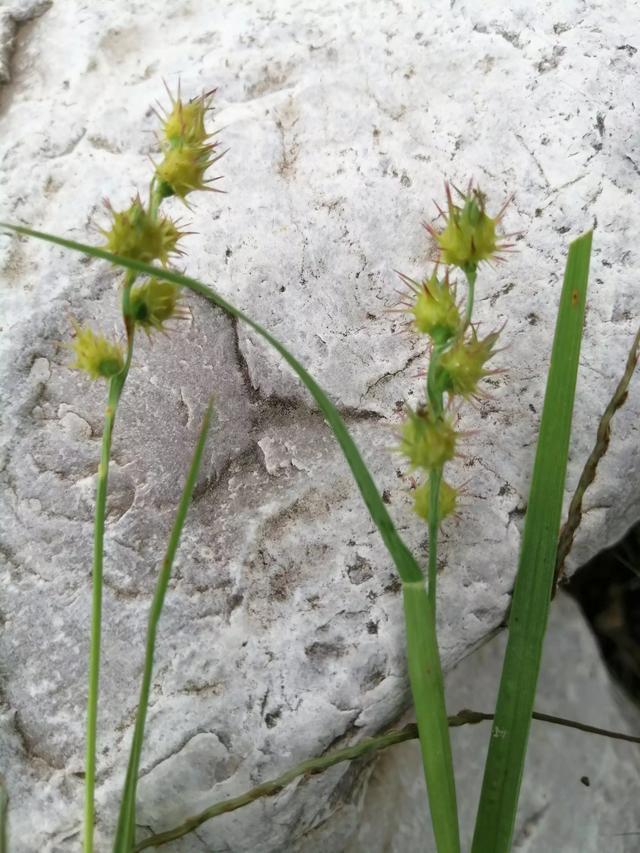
[0,1,51,85]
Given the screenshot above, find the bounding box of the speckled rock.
[1,1,639,850]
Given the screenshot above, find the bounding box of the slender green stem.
[427,343,445,415]
[463,266,477,328]
[0,779,7,853]
[113,403,213,853]
[425,338,445,612]
[132,705,640,851]
[148,185,163,220]
[84,274,136,853]
[428,466,443,611]
[84,374,119,853]
[403,580,460,853]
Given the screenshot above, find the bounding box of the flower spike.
[424,181,515,272]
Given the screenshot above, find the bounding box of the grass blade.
[112,402,214,852]
[1,223,461,852]
[471,231,592,853]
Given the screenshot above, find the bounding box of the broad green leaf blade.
[471,231,592,853]
[113,401,214,853]
[0,222,422,585]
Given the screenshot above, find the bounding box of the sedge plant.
[0,86,605,853]
[61,87,222,852]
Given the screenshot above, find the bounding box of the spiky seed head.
[163,94,211,146]
[426,183,512,272]
[413,478,458,523]
[130,278,182,332]
[400,407,457,471]
[439,327,501,399]
[70,323,124,380]
[101,198,184,266]
[411,270,461,343]
[156,144,213,200]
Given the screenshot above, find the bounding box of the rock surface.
[1,0,639,850]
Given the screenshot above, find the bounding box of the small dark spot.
[616,44,638,56]
[226,592,244,615]
[580,775,590,787]
[382,489,392,504]
[400,172,412,187]
[347,555,374,585]
[534,207,542,217]
[279,285,286,292]
[269,568,291,601]
[346,538,356,547]
[366,620,379,634]
[396,467,403,478]
[384,576,402,594]
[305,640,346,661]
[553,23,570,35]
[264,708,281,728]
[602,259,612,267]
[571,289,579,305]
[509,505,527,524]
[365,667,386,689]
[526,312,538,325]
[372,126,381,138]
[536,45,566,74]
[498,483,511,496]
[529,403,536,413]
[556,225,571,234]
[596,113,605,137]
[225,247,233,260]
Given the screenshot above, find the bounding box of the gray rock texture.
[1,0,639,850]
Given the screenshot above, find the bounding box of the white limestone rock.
[1,1,639,850]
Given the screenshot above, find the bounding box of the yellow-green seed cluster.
[70,324,124,380]
[101,198,184,266]
[401,408,457,470]
[439,328,500,399]
[412,272,461,343]
[413,479,458,524]
[130,279,182,334]
[398,182,509,524]
[435,192,498,269]
[155,91,221,201]
[425,183,510,274]
[73,88,222,381]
